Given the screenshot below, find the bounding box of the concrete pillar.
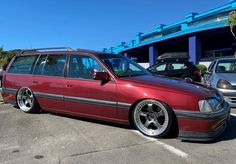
[149,46,158,66]
[188,36,201,64]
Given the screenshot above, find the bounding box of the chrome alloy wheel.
[133,100,170,137]
[17,87,35,112]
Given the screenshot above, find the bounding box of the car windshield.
[216,59,236,73]
[98,54,150,77]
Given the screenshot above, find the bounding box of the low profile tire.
[17,87,39,113]
[132,99,173,138]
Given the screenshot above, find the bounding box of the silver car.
[204,58,236,108]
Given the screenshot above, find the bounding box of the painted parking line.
[130,130,192,162]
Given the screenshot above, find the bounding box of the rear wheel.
[17,87,39,113]
[132,99,173,137]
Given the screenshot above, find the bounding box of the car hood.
[216,73,236,85]
[120,75,216,98]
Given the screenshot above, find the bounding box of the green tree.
[0,47,16,67]
[227,10,236,39]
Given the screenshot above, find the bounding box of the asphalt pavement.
[1,90,236,164]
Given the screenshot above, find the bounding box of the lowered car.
[1,48,230,141]
[204,58,236,108]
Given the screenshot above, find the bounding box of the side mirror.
[93,72,110,82]
[204,71,212,75]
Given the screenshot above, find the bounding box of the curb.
[0,98,4,104]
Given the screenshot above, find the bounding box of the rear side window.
[42,55,67,77]
[171,63,187,70]
[8,56,38,74]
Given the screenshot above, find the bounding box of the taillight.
[194,69,201,76]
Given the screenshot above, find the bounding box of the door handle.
[33,81,38,84]
[66,84,72,88]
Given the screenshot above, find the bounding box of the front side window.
[8,55,38,74]
[216,59,236,73]
[98,54,150,77]
[42,55,67,77]
[68,55,104,79]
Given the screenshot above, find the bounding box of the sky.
[0,0,230,51]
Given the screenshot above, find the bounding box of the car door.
[64,54,117,120]
[31,54,67,112]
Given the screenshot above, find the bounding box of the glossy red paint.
[1,50,230,141]
[177,117,224,132]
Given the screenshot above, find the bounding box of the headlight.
[217,79,233,89]
[198,98,222,113]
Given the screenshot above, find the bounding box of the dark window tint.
[8,56,38,74]
[68,55,104,79]
[155,63,167,71]
[42,55,67,77]
[33,55,47,75]
[169,63,187,70]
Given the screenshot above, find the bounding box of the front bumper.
[218,88,236,108]
[174,102,230,141]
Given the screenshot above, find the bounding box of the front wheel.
[17,87,39,113]
[132,99,173,137]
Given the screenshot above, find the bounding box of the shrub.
[196,64,207,76]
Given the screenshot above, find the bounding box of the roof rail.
[20,47,74,54]
[76,48,103,54]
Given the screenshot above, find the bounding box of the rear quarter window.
[171,63,187,70]
[8,55,38,74]
[155,63,167,71]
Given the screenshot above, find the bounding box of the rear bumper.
[174,102,230,141]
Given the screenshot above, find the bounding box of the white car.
[204,58,236,107]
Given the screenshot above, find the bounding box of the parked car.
[1,48,230,141]
[147,52,201,82]
[204,58,236,108]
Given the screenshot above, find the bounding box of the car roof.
[213,57,236,62]
[157,52,189,61]
[16,47,116,57]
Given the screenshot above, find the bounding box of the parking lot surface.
[1,92,236,164]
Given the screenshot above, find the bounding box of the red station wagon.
[1,47,231,141]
